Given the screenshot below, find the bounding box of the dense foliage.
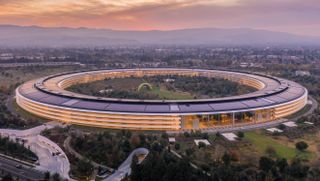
[67,75,255,100]
[0,136,37,162]
[129,149,317,181]
[129,151,208,181]
[70,130,169,168]
[0,96,39,129]
[171,76,255,98]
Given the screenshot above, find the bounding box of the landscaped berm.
[16,68,308,131]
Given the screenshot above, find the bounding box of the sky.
[0,0,319,36]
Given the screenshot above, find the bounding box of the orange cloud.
[0,0,319,36]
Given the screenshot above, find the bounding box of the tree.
[174,143,181,150]
[52,173,61,181]
[278,124,286,130]
[295,141,308,151]
[151,141,163,152]
[276,158,288,172]
[184,132,190,137]
[78,160,93,175]
[44,171,51,181]
[222,152,231,166]
[259,156,275,172]
[2,174,13,181]
[289,159,309,178]
[131,155,142,181]
[198,142,206,149]
[237,131,244,139]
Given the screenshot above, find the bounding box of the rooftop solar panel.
[178,104,212,112]
[62,99,80,106]
[39,96,70,105]
[25,91,50,100]
[107,103,146,112]
[241,99,272,107]
[209,102,248,111]
[170,104,180,111]
[145,105,170,112]
[277,92,300,101]
[287,87,305,95]
[263,95,287,103]
[72,101,109,110]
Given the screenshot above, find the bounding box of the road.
[103,148,149,181]
[0,156,44,180]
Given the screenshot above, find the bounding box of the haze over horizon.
[0,0,319,36]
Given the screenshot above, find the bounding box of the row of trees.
[0,95,39,129]
[70,130,169,168]
[129,148,318,181]
[0,136,37,162]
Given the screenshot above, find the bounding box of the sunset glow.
[0,0,319,35]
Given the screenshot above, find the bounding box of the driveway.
[103,148,149,181]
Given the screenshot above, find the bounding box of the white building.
[295,70,311,77]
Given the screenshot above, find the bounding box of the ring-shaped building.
[16,68,308,131]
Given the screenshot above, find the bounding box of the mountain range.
[0,25,319,47]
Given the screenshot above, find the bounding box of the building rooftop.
[18,68,307,115]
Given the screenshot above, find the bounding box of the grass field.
[147,86,193,100]
[245,131,315,161]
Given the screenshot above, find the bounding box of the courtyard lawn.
[245,131,315,161]
[148,86,193,100]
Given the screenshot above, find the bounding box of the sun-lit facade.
[16,68,308,131]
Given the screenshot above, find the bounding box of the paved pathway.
[103,148,149,181]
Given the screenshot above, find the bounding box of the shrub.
[198,142,206,149]
[237,131,244,139]
[184,132,190,137]
[259,156,275,171]
[174,143,181,150]
[295,141,308,151]
[278,124,286,130]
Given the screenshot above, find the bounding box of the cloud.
[0,0,319,36]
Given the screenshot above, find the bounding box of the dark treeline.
[68,75,255,100]
[128,149,318,181]
[0,136,37,162]
[70,130,169,168]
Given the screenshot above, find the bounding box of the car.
[15,164,23,169]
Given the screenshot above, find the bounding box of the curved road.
[103,148,149,181]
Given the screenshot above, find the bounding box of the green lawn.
[147,87,193,100]
[245,131,314,160]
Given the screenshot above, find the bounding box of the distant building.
[295,70,311,76]
[0,53,14,61]
[99,89,113,94]
[164,78,175,83]
[240,62,249,68]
